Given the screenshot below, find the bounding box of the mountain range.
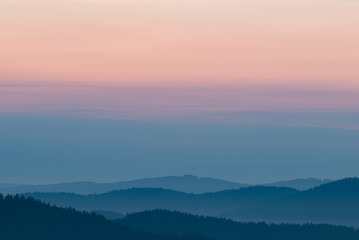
[24,178,359,226]
[0,175,331,194]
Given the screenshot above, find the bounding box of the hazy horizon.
[1,116,358,184]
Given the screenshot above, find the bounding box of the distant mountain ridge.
[0,175,331,194]
[24,187,299,216]
[262,177,332,190]
[223,178,359,226]
[25,178,359,226]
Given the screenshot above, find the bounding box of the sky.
[1,117,359,184]
[1,0,358,85]
[0,0,358,183]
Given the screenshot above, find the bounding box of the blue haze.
[0,116,358,184]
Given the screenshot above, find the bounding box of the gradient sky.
[1,0,358,85]
[1,0,359,126]
[0,0,359,183]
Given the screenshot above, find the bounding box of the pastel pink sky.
[1,0,358,86]
[1,0,359,127]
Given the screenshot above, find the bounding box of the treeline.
[0,195,207,240]
[2,194,359,240]
[121,209,359,240]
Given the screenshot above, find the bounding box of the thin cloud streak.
[1,81,359,129]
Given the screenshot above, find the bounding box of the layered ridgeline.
[121,210,359,240]
[1,195,359,240]
[26,178,359,226]
[0,195,207,240]
[0,175,331,195]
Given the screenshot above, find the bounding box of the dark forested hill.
[0,195,207,240]
[121,210,359,240]
[2,194,358,240]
